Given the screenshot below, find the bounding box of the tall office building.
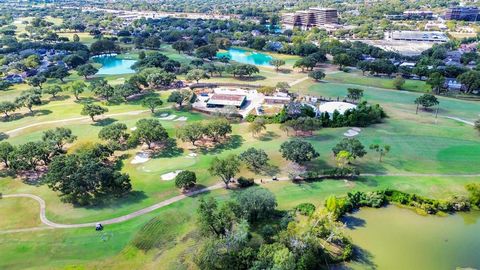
[445,6,479,21]
[282,7,338,30]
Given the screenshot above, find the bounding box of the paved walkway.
[2,173,480,234]
[0,183,224,234]
[443,116,475,126]
[289,76,309,86]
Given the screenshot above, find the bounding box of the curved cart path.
[3,110,148,136]
[0,183,224,234]
[2,173,480,234]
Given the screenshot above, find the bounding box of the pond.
[91,55,137,75]
[341,206,480,270]
[217,48,273,67]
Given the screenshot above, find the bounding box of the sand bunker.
[159,114,177,120]
[174,116,188,121]
[130,126,137,131]
[159,113,169,117]
[344,129,360,137]
[131,152,150,164]
[186,152,198,158]
[161,170,183,181]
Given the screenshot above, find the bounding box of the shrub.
[294,203,316,216]
[237,176,255,188]
[324,167,359,178]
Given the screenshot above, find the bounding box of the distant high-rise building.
[445,6,479,21]
[282,7,338,30]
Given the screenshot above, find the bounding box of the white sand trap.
[160,114,177,120]
[351,127,361,132]
[174,116,188,121]
[130,126,137,131]
[131,152,150,164]
[344,129,359,137]
[161,170,183,181]
[159,113,169,117]
[186,152,198,158]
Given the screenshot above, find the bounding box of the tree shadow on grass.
[184,184,213,198]
[277,68,292,74]
[30,109,53,117]
[0,169,16,178]
[357,161,388,176]
[262,164,280,176]
[92,117,117,126]
[234,75,266,82]
[49,95,70,101]
[199,134,244,155]
[308,133,336,142]
[82,190,148,210]
[355,176,378,187]
[75,97,98,104]
[305,159,334,173]
[258,131,280,141]
[152,139,184,158]
[1,109,54,121]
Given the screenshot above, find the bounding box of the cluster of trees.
[43,143,131,205]
[227,63,260,78]
[326,188,472,219]
[96,118,172,150]
[323,101,386,128]
[194,188,353,270]
[176,118,232,146]
[208,147,272,188]
[293,51,327,72]
[87,78,148,103]
[1,88,43,116]
[132,52,180,73]
[280,117,322,136]
[357,59,397,76]
[248,101,386,131]
[167,89,196,108]
[90,39,118,55]
[0,127,76,171]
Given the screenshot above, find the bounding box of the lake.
[341,206,480,270]
[217,48,273,66]
[92,55,137,75]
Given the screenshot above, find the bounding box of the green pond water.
[92,55,137,75]
[217,48,273,66]
[341,206,480,269]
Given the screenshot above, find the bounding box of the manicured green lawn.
[1,173,476,270]
[325,70,431,93]
[57,32,96,45]
[2,42,480,270]
[297,80,480,121]
[2,71,480,225]
[0,197,43,230]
